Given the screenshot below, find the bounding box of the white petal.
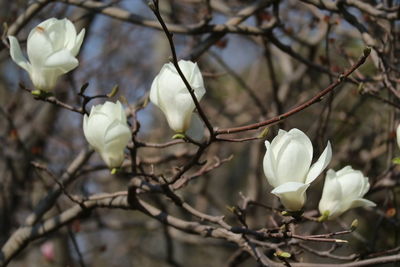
[333,198,376,220]
[360,177,371,196]
[71,29,85,56]
[318,169,343,218]
[104,120,132,147]
[263,141,279,188]
[83,114,89,135]
[100,150,124,169]
[28,67,59,91]
[348,198,376,209]
[63,18,78,50]
[157,63,187,94]
[102,121,132,168]
[397,125,400,149]
[338,168,366,199]
[8,36,30,72]
[275,138,312,184]
[287,129,313,156]
[36,18,57,30]
[166,92,195,132]
[83,113,102,150]
[180,60,205,99]
[27,26,54,66]
[271,182,309,211]
[83,112,109,150]
[269,129,288,156]
[45,19,67,50]
[335,165,354,176]
[101,101,118,113]
[116,101,127,122]
[149,75,160,106]
[100,101,126,122]
[305,141,332,184]
[45,49,78,73]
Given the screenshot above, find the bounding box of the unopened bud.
[258,127,269,138]
[350,219,358,231]
[107,85,119,98]
[274,250,291,258]
[363,46,372,57]
[110,167,120,175]
[318,210,330,222]
[172,133,185,139]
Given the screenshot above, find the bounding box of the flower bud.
[263,128,332,211]
[318,166,376,220]
[83,101,131,168]
[150,60,206,133]
[8,18,85,91]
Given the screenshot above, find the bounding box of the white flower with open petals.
[8,18,85,91]
[150,60,205,133]
[83,101,132,168]
[318,166,376,220]
[263,128,332,211]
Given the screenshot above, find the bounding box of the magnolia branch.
[215,47,371,135]
[1,193,400,267]
[56,0,276,36]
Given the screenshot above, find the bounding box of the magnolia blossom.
[83,101,131,168]
[9,18,85,91]
[263,128,332,211]
[150,60,206,133]
[318,166,376,220]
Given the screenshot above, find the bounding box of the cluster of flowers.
[264,129,375,220]
[9,18,376,221]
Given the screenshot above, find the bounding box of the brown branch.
[172,155,233,190]
[25,149,94,226]
[21,85,85,114]
[31,161,83,205]
[55,0,276,36]
[297,243,358,261]
[2,191,400,267]
[187,0,276,60]
[135,139,185,148]
[300,0,399,20]
[215,47,371,135]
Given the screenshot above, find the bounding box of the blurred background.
[0,0,399,266]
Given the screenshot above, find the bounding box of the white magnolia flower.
[263,128,332,211]
[83,101,132,168]
[318,166,376,220]
[150,60,206,133]
[9,18,85,91]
